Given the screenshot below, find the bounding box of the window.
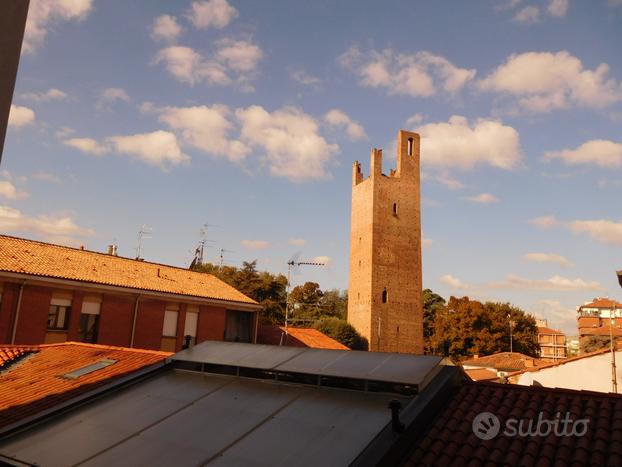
[184,308,199,345]
[78,299,101,343]
[163,309,179,337]
[225,310,252,343]
[48,297,71,330]
[382,288,388,303]
[407,137,414,156]
[392,203,397,216]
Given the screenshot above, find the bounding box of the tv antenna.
[135,224,152,260]
[282,258,325,344]
[219,248,234,268]
[190,223,217,268]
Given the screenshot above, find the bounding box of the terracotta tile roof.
[257,325,350,350]
[0,235,258,305]
[461,352,548,372]
[0,346,37,369]
[464,368,499,382]
[405,382,622,466]
[538,326,564,335]
[0,341,170,430]
[579,326,622,337]
[580,298,622,309]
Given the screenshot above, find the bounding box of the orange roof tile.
[580,298,622,309]
[579,326,622,337]
[537,326,564,335]
[0,346,37,368]
[0,341,170,430]
[0,235,258,306]
[464,368,499,382]
[257,325,350,350]
[461,352,548,371]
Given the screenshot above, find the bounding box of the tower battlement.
[347,130,423,354]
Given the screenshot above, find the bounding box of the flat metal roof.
[0,369,406,467]
[171,341,443,387]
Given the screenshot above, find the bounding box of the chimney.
[107,244,118,256]
[80,245,85,250]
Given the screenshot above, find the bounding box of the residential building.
[536,319,567,360]
[462,352,549,381]
[1,340,621,466]
[577,297,622,333]
[0,341,170,431]
[509,345,622,393]
[348,130,423,354]
[0,235,262,352]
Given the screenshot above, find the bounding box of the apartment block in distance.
[0,235,262,352]
[535,318,567,360]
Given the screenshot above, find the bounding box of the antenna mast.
[135,224,152,260]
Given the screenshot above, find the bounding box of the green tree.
[314,317,368,350]
[422,289,446,354]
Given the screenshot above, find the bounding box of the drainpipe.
[10,281,26,344]
[130,295,140,348]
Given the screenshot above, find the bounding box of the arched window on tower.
[407,137,414,156]
[381,288,388,303]
[392,203,397,216]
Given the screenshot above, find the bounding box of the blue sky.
[3,0,622,334]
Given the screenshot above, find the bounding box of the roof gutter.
[10,280,25,344]
[0,271,262,312]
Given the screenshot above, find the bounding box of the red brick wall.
[0,282,19,343]
[197,305,226,342]
[98,295,135,347]
[175,304,187,351]
[578,316,600,328]
[67,291,83,341]
[14,286,52,344]
[133,299,166,350]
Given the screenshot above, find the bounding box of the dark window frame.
[48,304,71,330]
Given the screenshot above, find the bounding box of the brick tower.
[347,130,423,354]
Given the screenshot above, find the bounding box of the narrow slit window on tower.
[392,203,397,216]
[407,137,413,156]
[382,288,388,303]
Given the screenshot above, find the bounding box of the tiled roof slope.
[0,342,170,430]
[580,298,622,309]
[405,382,622,466]
[461,352,548,371]
[0,235,257,305]
[258,325,350,350]
[538,326,564,335]
[580,326,622,337]
[0,347,36,369]
[464,368,499,382]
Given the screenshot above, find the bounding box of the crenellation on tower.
[352,160,363,186]
[347,129,423,354]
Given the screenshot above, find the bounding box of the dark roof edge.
[350,365,466,467]
[0,360,171,440]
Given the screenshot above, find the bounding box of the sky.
[2,0,622,335]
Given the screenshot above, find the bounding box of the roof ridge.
[471,380,622,399]
[36,341,173,356]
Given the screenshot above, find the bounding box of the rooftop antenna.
[190,223,216,269]
[281,258,325,345]
[135,224,152,260]
[219,248,234,268]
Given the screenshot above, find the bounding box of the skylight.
[62,359,117,379]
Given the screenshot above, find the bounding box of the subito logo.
[472,412,501,440]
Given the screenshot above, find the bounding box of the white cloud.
[463,193,500,204]
[479,51,622,113]
[155,40,262,88]
[569,219,622,246]
[24,0,93,53]
[323,109,367,141]
[55,126,75,139]
[187,0,238,29]
[491,274,605,291]
[64,137,109,155]
[151,15,182,43]
[32,171,61,183]
[548,0,569,17]
[425,172,465,190]
[290,68,321,87]
[236,105,339,182]
[524,253,573,268]
[544,139,622,168]
[416,115,521,170]
[215,39,262,72]
[440,274,470,290]
[19,88,67,102]
[241,239,269,250]
[535,299,577,335]
[513,6,540,23]
[97,87,130,110]
[339,47,476,97]
[529,215,558,229]
[0,205,94,238]
[8,105,35,128]
[289,238,306,246]
[405,113,424,127]
[312,255,333,267]
[0,181,28,200]
[107,131,190,169]
[158,105,249,163]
